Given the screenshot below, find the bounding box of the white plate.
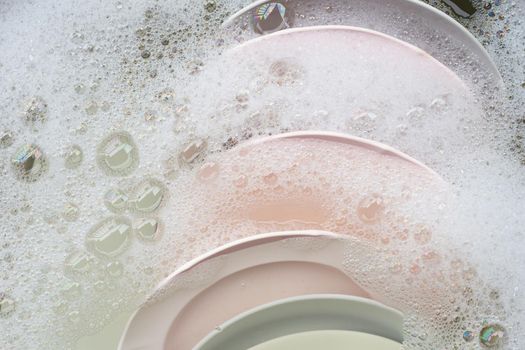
[194,294,403,350]
[223,0,500,81]
[119,232,377,350]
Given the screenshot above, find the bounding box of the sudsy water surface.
[0,0,524,349]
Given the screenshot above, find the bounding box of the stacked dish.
[118,1,501,349]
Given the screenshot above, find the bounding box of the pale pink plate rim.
[242,130,444,180]
[118,230,343,350]
[228,25,468,90]
[223,0,501,81]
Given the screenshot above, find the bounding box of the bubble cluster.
[0,294,16,318]
[253,2,292,35]
[356,195,385,224]
[62,202,80,222]
[0,131,14,148]
[23,96,48,130]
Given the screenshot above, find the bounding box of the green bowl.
[194,294,403,350]
[249,330,402,350]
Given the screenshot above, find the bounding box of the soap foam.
[0,0,524,349]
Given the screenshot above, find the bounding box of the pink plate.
[119,231,371,350]
[120,131,447,350]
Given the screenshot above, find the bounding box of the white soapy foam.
[0,0,524,349]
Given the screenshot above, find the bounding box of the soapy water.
[0,0,524,349]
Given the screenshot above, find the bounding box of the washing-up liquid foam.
[0,0,524,349]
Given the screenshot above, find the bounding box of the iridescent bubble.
[132,179,165,213]
[134,218,162,242]
[357,194,385,223]
[0,131,14,148]
[97,131,139,176]
[104,188,129,213]
[85,217,132,258]
[463,330,474,342]
[64,251,93,275]
[23,96,48,129]
[253,2,292,35]
[62,202,80,222]
[0,294,16,318]
[11,144,47,182]
[479,324,505,347]
[64,145,83,169]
